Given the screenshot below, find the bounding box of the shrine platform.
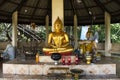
[3,56,116,75]
[2,56,118,80]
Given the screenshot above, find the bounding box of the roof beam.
[81,0,91,19]
[31,0,41,21]
[0,0,8,7]
[20,5,48,10]
[12,0,28,13]
[8,0,49,10]
[114,0,120,6]
[46,0,51,15]
[70,0,76,15]
[93,0,110,13]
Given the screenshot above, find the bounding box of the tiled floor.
[0,56,120,80]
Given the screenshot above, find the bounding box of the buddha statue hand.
[50,45,58,48]
[50,44,61,48]
[61,43,69,48]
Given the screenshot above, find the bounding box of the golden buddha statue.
[43,17,73,55]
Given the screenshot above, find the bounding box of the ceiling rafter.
[8,1,48,10]
[31,0,41,21]
[114,0,120,6]
[0,10,46,19]
[70,0,76,15]
[111,9,120,14]
[81,0,91,19]
[65,1,112,11]
[19,16,44,20]
[12,0,28,13]
[46,0,51,16]
[0,0,8,7]
[93,0,110,13]
[0,0,120,25]
[19,5,48,10]
[0,14,10,17]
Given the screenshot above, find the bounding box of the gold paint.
[43,17,73,54]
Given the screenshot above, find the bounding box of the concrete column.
[45,15,49,46]
[105,12,111,56]
[52,0,64,31]
[12,11,18,48]
[74,14,78,49]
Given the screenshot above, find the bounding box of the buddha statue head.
[54,17,63,33]
[86,28,93,40]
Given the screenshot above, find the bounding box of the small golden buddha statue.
[80,28,97,55]
[86,28,97,53]
[79,28,97,64]
[85,41,97,54]
[43,17,73,55]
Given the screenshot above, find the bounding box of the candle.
[75,56,79,65]
[36,53,39,63]
[62,57,65,65]
[67,57,71,65]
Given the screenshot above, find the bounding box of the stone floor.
[0,56,120,80]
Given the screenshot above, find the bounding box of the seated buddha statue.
[43,17,73,55]
[80,28,97,55]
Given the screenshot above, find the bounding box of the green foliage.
[91,23,120,43]
[91,24,105,43]
[111,23,120,43]
[0,23,12,41]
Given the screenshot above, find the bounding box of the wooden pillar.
[74,14,78,49]
[52,0,64,31]
[12,11,18,48]
[70,26,73,36]
[45,15,49,46]
[105,11,111,56]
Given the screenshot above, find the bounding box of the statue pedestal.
[3,58,116,76]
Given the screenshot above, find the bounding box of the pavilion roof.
[0,0,120,26]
